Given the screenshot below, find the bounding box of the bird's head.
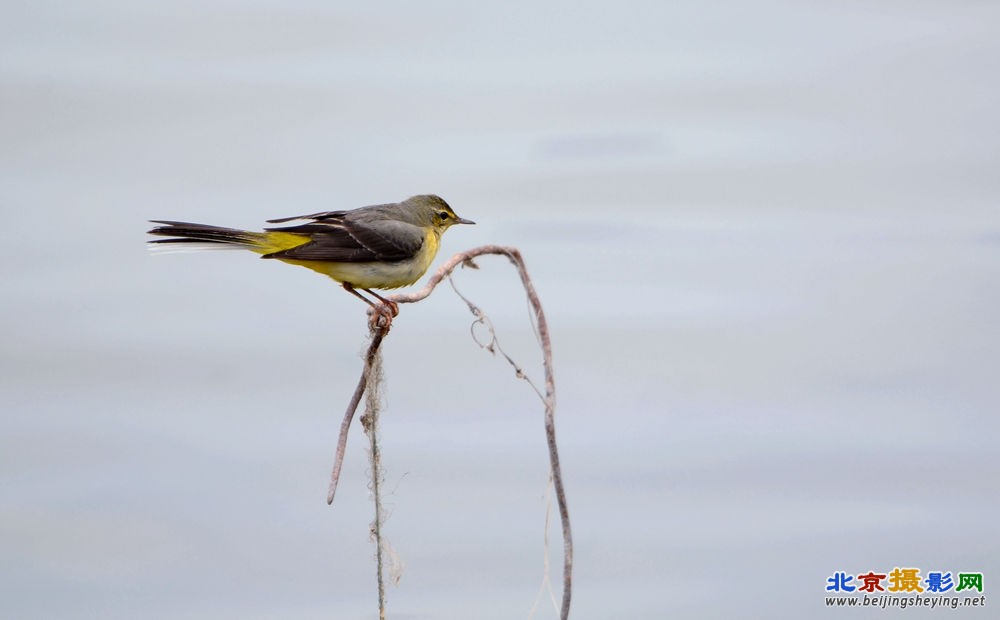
[403,195,476,232]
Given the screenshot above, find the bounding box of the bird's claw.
[368,302,396,332]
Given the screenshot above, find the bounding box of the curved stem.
[391,246,573,620]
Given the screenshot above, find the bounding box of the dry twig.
[360,343,387,619]
[326,245,573,620]
[327,319,389,505]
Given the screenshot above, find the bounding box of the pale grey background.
[2,1,998,619]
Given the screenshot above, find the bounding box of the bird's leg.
[342,283,395,327]
[363,289,399,317]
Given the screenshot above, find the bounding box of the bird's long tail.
[147,220,268,252]
[147,220,316,260]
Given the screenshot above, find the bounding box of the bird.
[148,194,474,320]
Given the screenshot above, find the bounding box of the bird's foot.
[368,303,396,333]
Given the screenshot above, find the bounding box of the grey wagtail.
[148,194,474,317]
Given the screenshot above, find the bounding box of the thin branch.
[390,245,573,620]
[327,318,390,505]
[448,276,545,402]
[360,344,387,619]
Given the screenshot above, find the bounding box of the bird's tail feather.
[147,221,266,251]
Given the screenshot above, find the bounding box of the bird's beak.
[455,217,476,225]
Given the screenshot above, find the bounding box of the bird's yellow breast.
[270,229,440,290]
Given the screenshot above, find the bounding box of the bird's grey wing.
[261,218,424,263]
[265,210,349,224]
[265,201,396,224]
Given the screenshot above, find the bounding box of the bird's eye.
[438,211,450,221]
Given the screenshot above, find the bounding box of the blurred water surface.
[2,2,998,618]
